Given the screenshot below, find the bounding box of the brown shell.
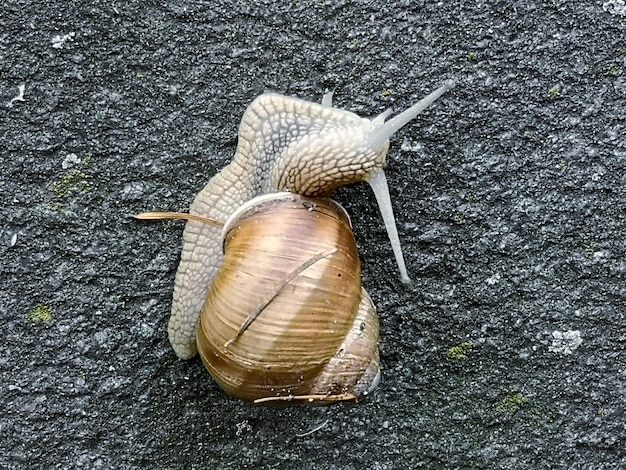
[196,193,380,404]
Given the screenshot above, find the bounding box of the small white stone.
[485,273,501,285]
[62,153,81,169]
[548,330,583,355]
[7,84,25,107]
[400,137,424,152]
[51,32,76,49]
[603,0,626,16]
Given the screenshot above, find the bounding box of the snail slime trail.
[136,82,455,404]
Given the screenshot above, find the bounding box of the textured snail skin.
[196,193,380,403]
[170,83,454,359]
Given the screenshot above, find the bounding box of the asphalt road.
[1,1,625,469]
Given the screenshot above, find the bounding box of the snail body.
[139,81,454,404]
[196,193,380,403]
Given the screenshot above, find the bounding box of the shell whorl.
[196,193,380,403]
[169,83,454,359]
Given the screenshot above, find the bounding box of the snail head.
[242,80,455,283]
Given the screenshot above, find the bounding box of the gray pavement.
[1,1,625,468]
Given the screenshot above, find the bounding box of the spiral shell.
[196,192,380,404]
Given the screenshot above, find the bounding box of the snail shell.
[196,192,380,403]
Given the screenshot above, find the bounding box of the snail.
[136,81,454,404]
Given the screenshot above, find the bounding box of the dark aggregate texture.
[1,1,625,469]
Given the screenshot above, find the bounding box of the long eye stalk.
[367,80,455,283]
[367,169,411,284]
[369,80,456,151]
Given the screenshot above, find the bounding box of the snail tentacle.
[321,91,333,107]
[367,80,456,151]
[367,169,411,284]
